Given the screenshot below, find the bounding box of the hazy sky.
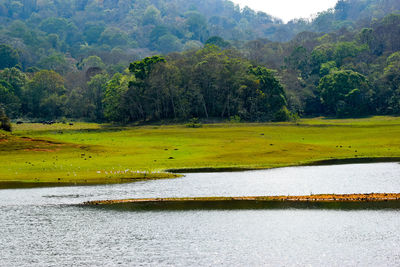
[231,0,339,22]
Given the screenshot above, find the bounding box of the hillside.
[0,0,399,70]
[0,0,284,68]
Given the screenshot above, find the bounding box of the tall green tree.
[249,66,289,121]
[380,52,400,114]
[129,55,166,80]
[0,67,26,98]
[318,70,373,116]
[103,73,131,122]
[126,56,166,121]
[87,73,109,121]
[0,80,21,117]
[24,70,65,118]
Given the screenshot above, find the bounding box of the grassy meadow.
[1,116,400,188]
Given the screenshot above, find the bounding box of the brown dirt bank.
[85,193,400,205]
[82,193,400,210]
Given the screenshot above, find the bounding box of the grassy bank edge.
[0,174,182,190]
[2,156,399,190]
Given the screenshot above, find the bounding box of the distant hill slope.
[0,0,399,71]
[0,0,400,68]
[310,0,400,32]
[0,0,283,58]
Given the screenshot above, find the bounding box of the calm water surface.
[1,163,400,266]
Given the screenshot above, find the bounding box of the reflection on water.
[1,163,400,266]
[89,199,400,211]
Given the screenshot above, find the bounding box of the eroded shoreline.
[83,193,400,210]
[2,158,399,190]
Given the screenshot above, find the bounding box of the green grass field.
[1,116,400,188]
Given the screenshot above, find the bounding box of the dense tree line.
[105,50,291,122]
[241,13,400,117]
[0,46,292,123]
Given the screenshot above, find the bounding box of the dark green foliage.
[378,51,400,114]
[0,67,26,98]
[273,106,292,122]
[129,56,166,81]
[0,79,21,118]
[249,66,288,119]
[24,70,66,118]
[99,27,128,47]
[110,47,291,123]
[0,68,25,117]
[286,46,311,78]
[184,11,208,42]
[39,17,69,34]
[186,118,202,128]
[86,74,109,121]
[318,70,372,116]
[0,109,12,132]
[0,45,19,70]
[103,73,129,122]
[83,23,105,44]
[205,36,230,48]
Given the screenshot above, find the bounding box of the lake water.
[1,163,400,266]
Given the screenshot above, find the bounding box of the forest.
[0,0,399,126]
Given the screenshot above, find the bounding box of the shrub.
[273,107,291,122]
[229,115,241,123]
[186,117,202,128]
